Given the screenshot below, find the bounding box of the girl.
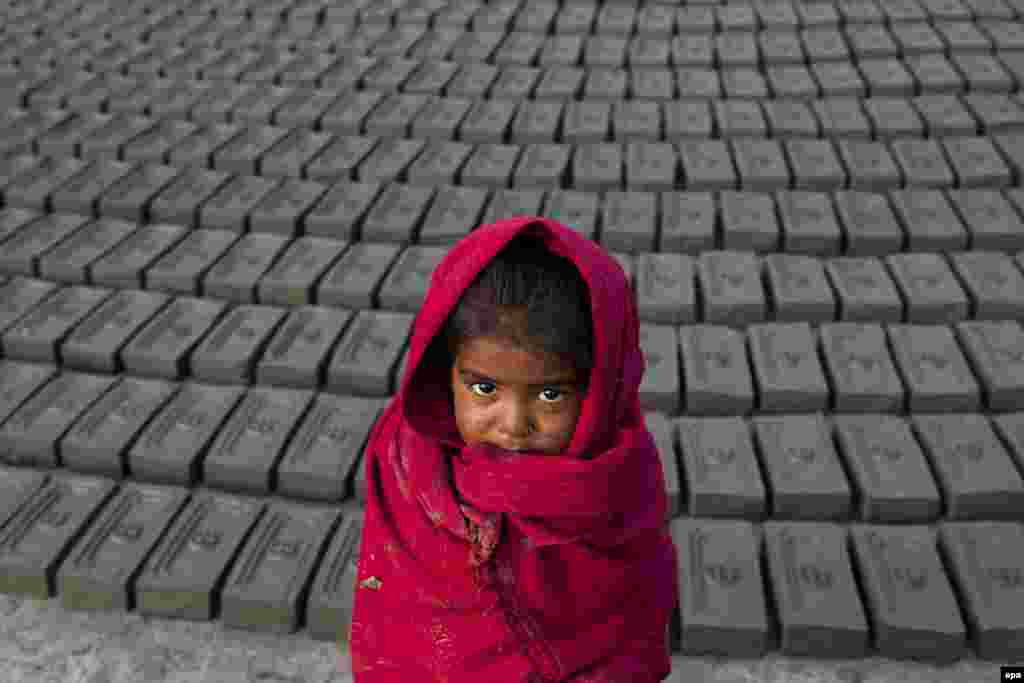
[350,216,679,682]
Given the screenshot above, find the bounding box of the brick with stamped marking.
[832,191,905,256]
[676,418,765,519]
[822,322,905,413]
[90,224,188,290]
[720,191,780,253]
[698,251,767,326]
[198,175,281,232]
[764,254,836,322]
[948,189,1024,252]
[785,140,846,192]
[775,191,842,256]
[826,257,904,322]
[318,243,401,310]
[257,306,353,390]
[675,68,721,100]
[120,296,227,380]
[635,253,697,325]
[680,325,755,416]
[37,219,138,286]
[204,233,291,303]
[601,191,658,253]
[943,136,1012,188]
[715,100,767,139]
[659,192,715,254]
[748,322,830,413]
[306,136,378,183]
[887,323,981,412]
[956,320,1024,411]
[4,156,90,213]
[2,285,112,364]
[890,139,955,189]
[190,305,287,385]
[304,508,364,639]
[419,186,488,246]
[61,290,169,374]
[327,310,414,396]
[146,230,239,296]
[638,324,680,414]
[513,143,570,189]
[886,251,969,323]
[541,190,599,242]
[814,99,873,140]
[305,181,381,242]
[678,140,737,191]
[377,246,447,313]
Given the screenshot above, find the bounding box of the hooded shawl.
[350,217,678,682]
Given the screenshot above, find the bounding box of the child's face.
[449,312,585,455]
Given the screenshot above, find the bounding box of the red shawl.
[349,217,678,682]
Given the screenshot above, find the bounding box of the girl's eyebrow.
[459,368,578,387]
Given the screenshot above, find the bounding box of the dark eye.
[539,388,564,403]
[469,381,496,397]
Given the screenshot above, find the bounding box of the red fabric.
[349,217,678,682]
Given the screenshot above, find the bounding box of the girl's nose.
[499,404,534,441]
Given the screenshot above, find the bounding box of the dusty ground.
[0,594,1006,683]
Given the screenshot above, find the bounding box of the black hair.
[442,232,594,378]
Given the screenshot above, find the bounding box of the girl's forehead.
[455,335,578,383]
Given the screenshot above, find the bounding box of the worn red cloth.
[349,217,678,682]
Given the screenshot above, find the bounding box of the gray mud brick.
[3,156,90,212]
[198,175,281,233]
[0,109,66,158]
[34,112,112,159]
[355,138,426,185]
[278,395,384,502]
[147,168,232,228]
[849,524,967,662]
[951,251,1024,318]
[659,191,716,254]
[764,253,836,322]
[845,23,899,58]
[888,323,981,411]
[715,32,760,67]
[61,290,169,374]
[833,192,906,256]
[802,27,851,63]
[636,253,697,325]
[671,36,715,68]
[748,323,830,413]
[203,386,313,494]
[0,472,116,599]
[0,359,56,427]
[411,97,471,141]
[571,143,622,192]
[676,418,765,519]
[317,242,401,310]
[879,0,931,21]
[320,91,384,137]
[90,224,188,290]
[889,189,968,252]
[631,68,675,101]
[581,67,628,101]
[720,191,780,253]
[943,137,1012,188]
[419,185,488,245]
[767,65,820,99]
[135,490,263,620]
[638,325,681,414]
[360,184,434,244]
[493,31,545,66]
[249,179,329,236]
[730,142,790,193]
[190,305,287,385]
[37,219,138,286]
[762,522,868,657]
[784,140,847,192]
[762,101,821,140]
[719,3,759,31]
[128,382,244,486]
[905,55,966,95]
[0,371,117,469]
[377,246,447,313]
[913,96,978,138]
[623,142,676,192]
[556,2,596,33]
[166,123,243,170]
[511,144,570,190]
[601,191,658,252]
[306,137,378,184]
[714,100,767,139]
[122,120,199,165]
[775,191,842,256]
[756,414,852,518]
[678,140,737,192]
[534,64,583,102]
[938,522,1024,659]
[995,134,1024,183]
[820,323,905,413]
[238,49,300,86]
[886,251,969,323]
[511,101,564,145]
[147,230,240,296]
[306,509,362,640]
[860,59,918,98]
[679,326,756,417]
[211,125,289,176]
[78,114,154,163]
[585,36,628,69]
[561,100,606,145]
[459,100,517,145]
[0,157,44,204]
[258,237,348,306]
[629,37,671,68]
[644,412,682,518]
[676,6,717,33]
[963,94,1024,134]
[541,190,599,242]
[698,251,767,326]
[760,31,806,65]
[221,499,338,634]
[257,306,353,389]
[62,378,178,478]
[863,99,924,140]
[957,320,1024,410]
[148,81,213,121]
[120,297,227,380]
[97,163,180,223]
[2,285,111,363]
[637,4,676,36]
[953,53,1014,92]
[327,310,414,396]
[274,89,339,129]
[891,22,945,54]
[813,99,873,140]
[826,257,905,322]
[0,464,48,533]
[664,101,712,140]
[837,141,903,192]
[835,416,942,521]
[204,233,291,303]
[364,93,430,139]
[914,414,1024,519]
[671,518,768,655]
[260,129,334,180]
[445,63,499,99]
[490,66,542,101]
[318,57,377,91]
[49,159,137,217]
[721,68,771,99]
[410,30,464,62]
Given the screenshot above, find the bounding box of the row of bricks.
[12,20,1024,75]
[10,69,1024,144]
[12,43,1024,101]
[3,354,1024,528]
[5,267,1024,416]
[8,113,1024,197]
